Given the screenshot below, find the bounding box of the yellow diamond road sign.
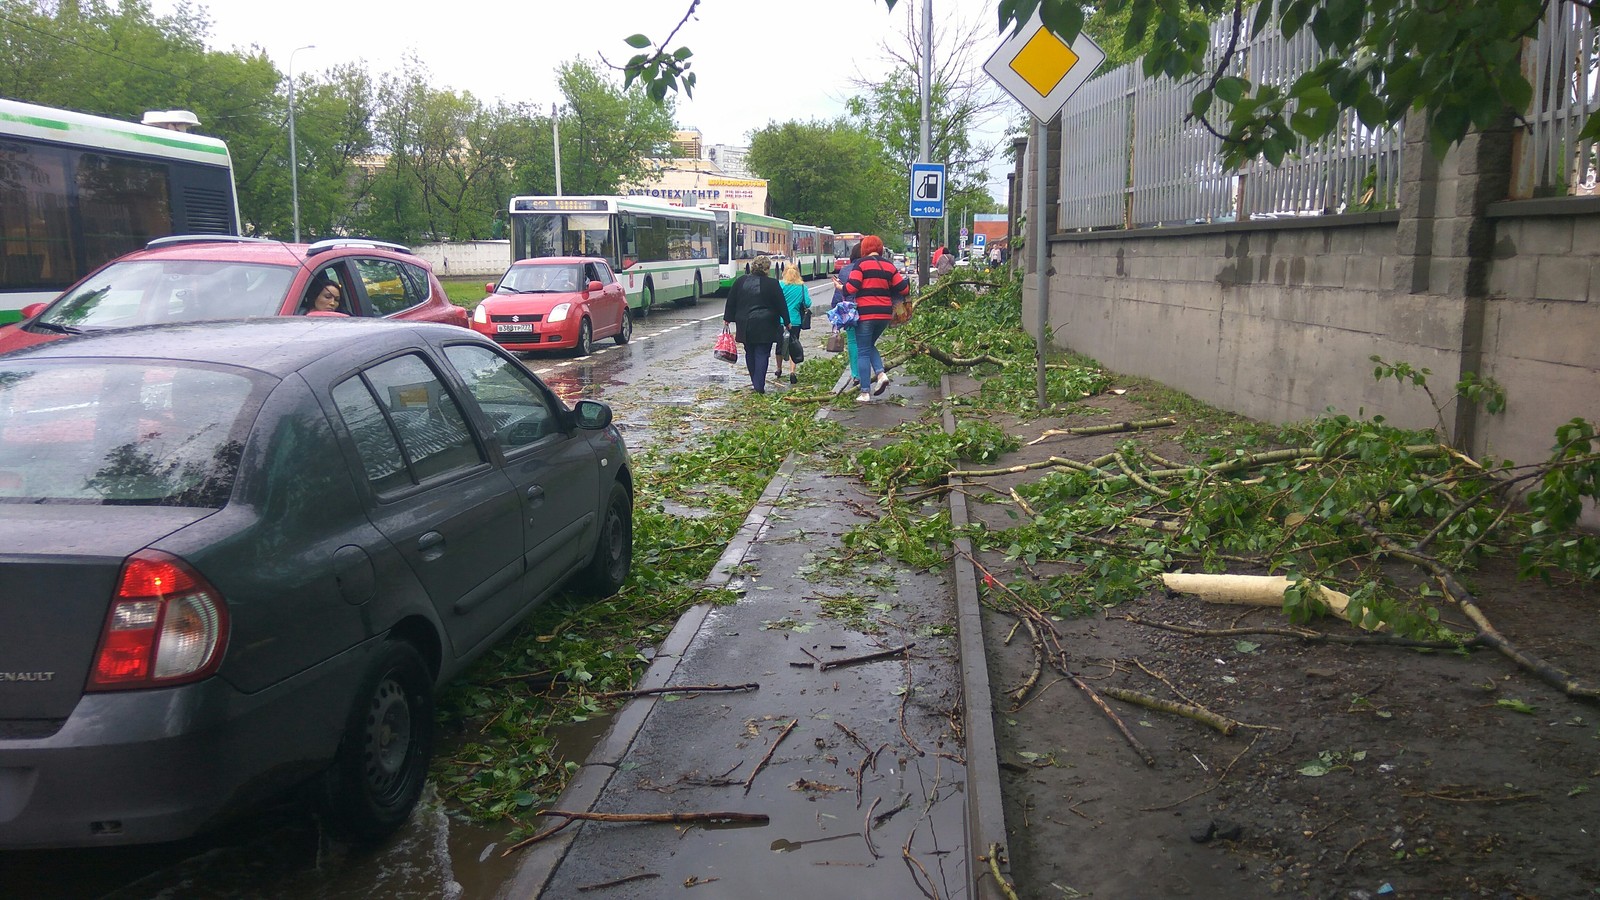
[984,11,1106,121]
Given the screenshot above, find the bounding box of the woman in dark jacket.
[724,255,792,393]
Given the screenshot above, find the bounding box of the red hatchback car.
[0,236,467,355]
[471,257,630,356]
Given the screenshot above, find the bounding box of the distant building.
[671,129,704,160]
[625,157,769,214]
[973,214,1008,253]
[707,144,752,179]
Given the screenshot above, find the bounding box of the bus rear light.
[89,551,228,691]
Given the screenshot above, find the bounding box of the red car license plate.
[497,323,534,333]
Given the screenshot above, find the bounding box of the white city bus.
[0,98,240,324]
[508,195,717,315]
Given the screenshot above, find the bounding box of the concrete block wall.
[1477,200,1600,466]
[412,241,511,278]
[1041,204,1600,475]
[1047,217,1447,434]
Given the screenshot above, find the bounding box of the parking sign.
[910,163,945,219]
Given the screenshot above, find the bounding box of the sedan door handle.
[417,531,445,561]
[525,485,545,503]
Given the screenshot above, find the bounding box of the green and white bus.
[711,209,796,291]
[791,224,834,280]
[508,196,717,315]
[0,98,240,324]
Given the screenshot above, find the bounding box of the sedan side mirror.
[573,399,613,430]
[485,282,496,294]
[586,280,603,294]
[20,302,46,320]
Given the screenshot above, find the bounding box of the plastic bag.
[827,300,857,328]
[713,329,738,363]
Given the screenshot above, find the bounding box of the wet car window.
[354,259,425,316]
[505,264,582,293]
[36,261,297,328]
[0,361,256,505]
[334,353,482,489]
[443,344,558,449]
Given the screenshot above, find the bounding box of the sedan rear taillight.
[88,550,229,691]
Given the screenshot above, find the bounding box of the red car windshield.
[501,264,584,294]
[35,261,296,332]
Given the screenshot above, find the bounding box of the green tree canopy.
[747,119,895,234]
[556,58,676,196]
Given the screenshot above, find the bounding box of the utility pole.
[552,103,563,196]
[917,0,932,285]
[288,44,315,243]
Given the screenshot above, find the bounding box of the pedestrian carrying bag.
[713,328,738,363]
[825,328,844,354]
[801,304,813,330]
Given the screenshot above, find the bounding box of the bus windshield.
[516,214,615,261]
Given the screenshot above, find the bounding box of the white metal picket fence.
[1517,2,1599,198]
[1058,3,1596,230]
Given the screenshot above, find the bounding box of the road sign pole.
[1034,115,1049,408]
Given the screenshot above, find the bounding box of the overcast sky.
[156,0,1022,197]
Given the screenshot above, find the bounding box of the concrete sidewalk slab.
[505,375,1005,899]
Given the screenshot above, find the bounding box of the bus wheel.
[676,274,700,308]
[640,282,655,317]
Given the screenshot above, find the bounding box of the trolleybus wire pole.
[289,44,315,243]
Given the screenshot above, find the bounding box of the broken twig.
[819,643,915,671]
[744,718,799,794]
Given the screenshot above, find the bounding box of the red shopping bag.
[713,329,738,363]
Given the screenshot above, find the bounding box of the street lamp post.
[288,44,315,243]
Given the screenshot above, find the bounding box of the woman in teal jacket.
[776,263,810,384]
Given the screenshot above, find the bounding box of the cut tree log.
[1160,572,1385,631]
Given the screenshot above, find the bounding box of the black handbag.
[800,304,813,330]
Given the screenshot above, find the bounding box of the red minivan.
[0,236,467,356]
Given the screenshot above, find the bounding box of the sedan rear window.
[0,362,259,506]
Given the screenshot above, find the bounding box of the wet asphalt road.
[0,285,832,900]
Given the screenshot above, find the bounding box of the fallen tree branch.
[949,455,1105,478]
[985,843,1022,900]
[1160,572,1382,630]
[1100,686,1242,736]
[592,682,758,700]
[1026,417,1178,444]
[1117,614,1470,649]
[820,643,915,671]
[578,873,661,892]
[1355,511,1600,703]
[1071,674,1158,767]
[744,718,799,794]
[503,810,769,855]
